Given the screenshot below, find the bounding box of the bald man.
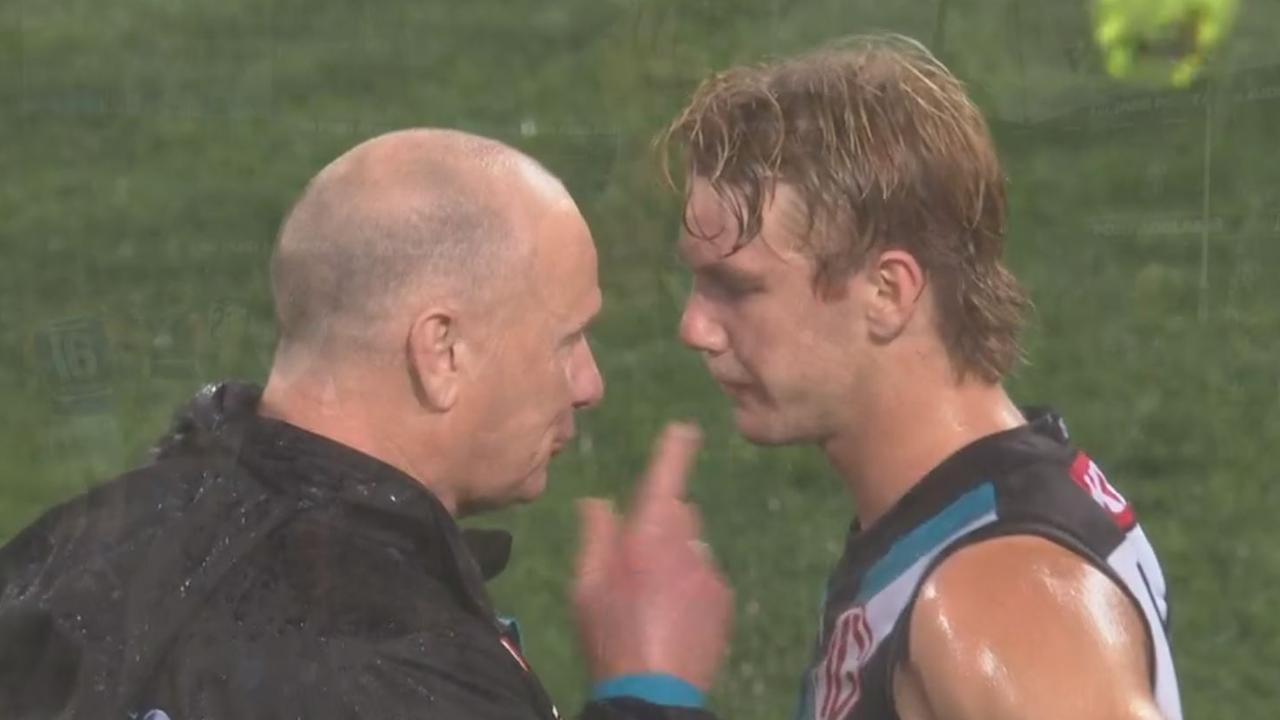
[0,129,730,720]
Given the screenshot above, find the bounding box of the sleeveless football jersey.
[794,411,1181,720]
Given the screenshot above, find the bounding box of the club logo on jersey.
[1069,452,1135,530]
[813,605,874,720]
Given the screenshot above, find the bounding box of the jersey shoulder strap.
[889,448,1182,719]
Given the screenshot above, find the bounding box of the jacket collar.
[151,381,513,615]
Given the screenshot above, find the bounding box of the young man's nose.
[679,294,728,355]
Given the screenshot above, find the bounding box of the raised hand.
[572,423,733,691]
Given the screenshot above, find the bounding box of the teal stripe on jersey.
[855,483,996,603]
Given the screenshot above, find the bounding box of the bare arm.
[893,535,1164,720]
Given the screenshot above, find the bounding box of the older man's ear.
[408,310,461,412]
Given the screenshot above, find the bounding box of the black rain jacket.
[0,382,717,720]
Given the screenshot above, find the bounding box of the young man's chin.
[733,407,800,446]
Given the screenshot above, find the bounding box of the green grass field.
[2,0,1278,717]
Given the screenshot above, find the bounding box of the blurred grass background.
[1,0,1278,717]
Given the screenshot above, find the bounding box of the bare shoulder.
[895,535,1163,720]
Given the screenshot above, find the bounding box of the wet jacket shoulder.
[0,382,716,720]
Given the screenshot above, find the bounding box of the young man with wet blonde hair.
[652,35,1181,719]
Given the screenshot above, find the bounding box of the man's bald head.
[259,128,603,514]
[270,128,570,359]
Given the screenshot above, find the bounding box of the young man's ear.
[863,249,927,343]
[407,309,460,412]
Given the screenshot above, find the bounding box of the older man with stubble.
[0,129,732,720]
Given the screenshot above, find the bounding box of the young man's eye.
[700,273,759,300]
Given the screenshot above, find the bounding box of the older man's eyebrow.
[567,296,603,338]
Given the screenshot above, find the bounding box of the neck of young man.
[822,377,1025,531]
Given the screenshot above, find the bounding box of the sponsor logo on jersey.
[1069,452,1135,530]
[813,605,874,720]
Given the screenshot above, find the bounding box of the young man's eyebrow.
[702,263,759,286]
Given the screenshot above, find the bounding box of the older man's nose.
[572,340,605,409]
